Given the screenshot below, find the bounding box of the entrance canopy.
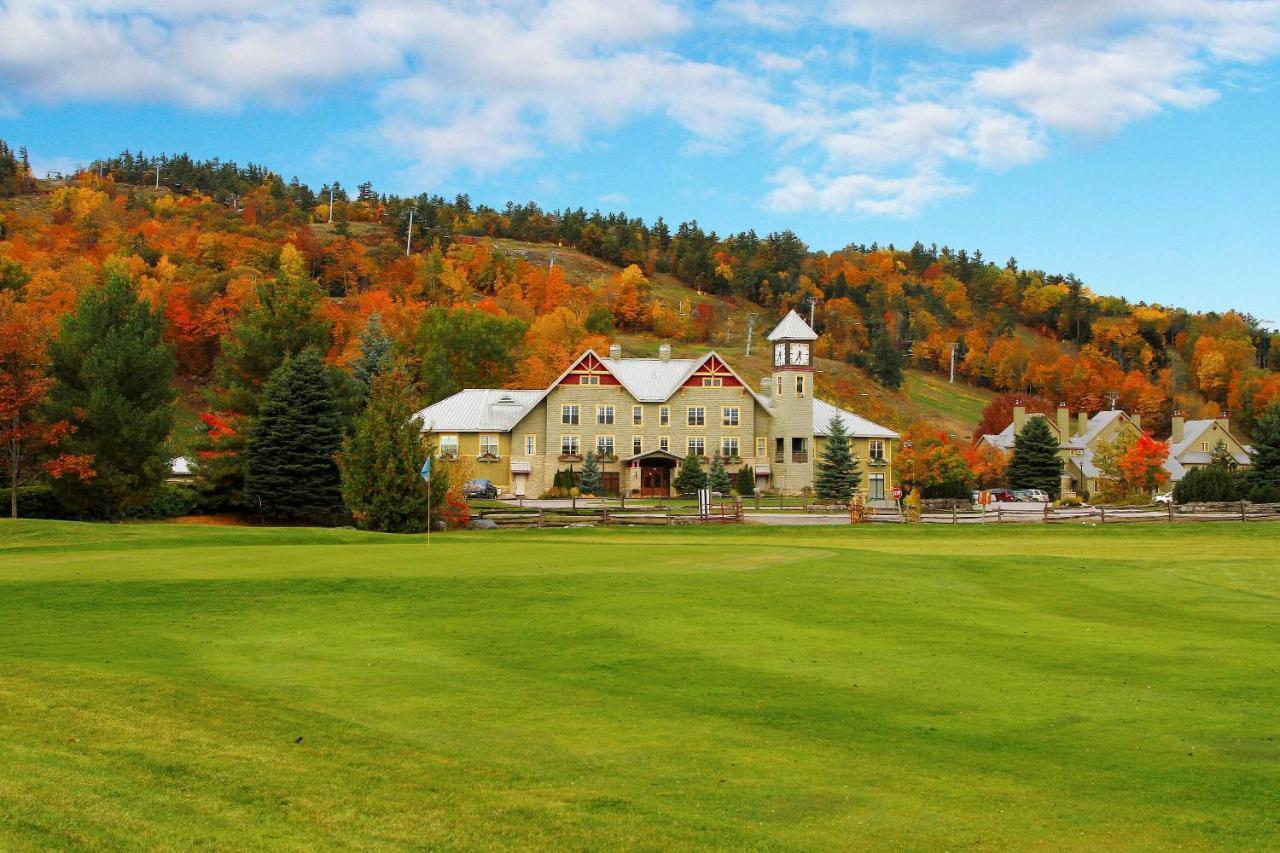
[623,449,683,466]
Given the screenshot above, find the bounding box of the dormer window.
[580,374,600,385]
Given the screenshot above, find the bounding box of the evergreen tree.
[578,450,602,495]
[1209,439,1238,471]
[814,415,860,503]
[708,451,732,494]
[351,312,395,395]
[416,307,526,403]
[339,367,437,533]
[674,451,707,494]
[1249,401,1280,493]
[1006,416,1064,497]
[245,349,343,524]
[1173,465,1237,503]
[869,327,904,389]
[199,245,332,508]
[44,267,175,518]
[735,463,755,496]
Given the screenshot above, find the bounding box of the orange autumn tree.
[0,292,94,517]
[1093,431,1170,503]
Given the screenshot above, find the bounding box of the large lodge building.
[416,312,899,499]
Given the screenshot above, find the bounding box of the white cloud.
[0,0,1276,218]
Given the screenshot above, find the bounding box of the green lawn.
[2,521,1277,849]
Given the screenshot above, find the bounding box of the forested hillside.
[3,143,1278,455]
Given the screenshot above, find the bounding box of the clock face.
[789,342,810,365]
[774,343,786,367]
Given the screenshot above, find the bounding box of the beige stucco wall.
[813,435,896,498]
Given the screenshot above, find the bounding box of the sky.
[2,0,1279,323]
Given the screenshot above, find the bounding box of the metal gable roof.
[413,389,543,433]
[812,399,899,438]
[599,356,700,401]
[766,310,818,341]
[1169,420,1249,463]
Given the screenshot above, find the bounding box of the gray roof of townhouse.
[1169,420,1251,463]
[413,389,544,433]
[767,310,818,341]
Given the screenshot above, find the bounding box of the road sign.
[892,487,903,500]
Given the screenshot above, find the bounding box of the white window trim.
[687,406,705,427]
[561,435,580,455]
[524,434,537,455]
[596,435,615,456]
[687,436,706,457]
[561,404,579,425]
[479,434,500,457]
[659,435,670,452]
[721,406,740,427]
[632,405,643,426]
[722,437,740,458]
[660,406,670,426]
[438,434,460,458]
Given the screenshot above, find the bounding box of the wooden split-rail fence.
[879,501,1280,525]
[476,502,745,529]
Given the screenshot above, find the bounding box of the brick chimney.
[1013,400,1026,433]
[609,343,622,360]
[1217,410,1230,433]
[1056,402,1070,438]
[1171,410,1184,444]
[658,343,671,361]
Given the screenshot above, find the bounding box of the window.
[632,405,643,426]
[722,406,739,427]
[579,374,599,385]
[869,439,885,460]
[796,375,805,396]
[632,436,643,455]
[756,437,767,458]
[597,435,615,456]
[659,436,670,452]
[596,405,614,425]
[438,434,459,457]
[659,406,670,426]
[688,436,705,457]
[687,406,705,426]
[561,405,579,425]
[561,435,580,455]
[869,474,885,501]
[524,434,537,455]
[776,376,783,396]
[1201,442,1210,452]
[479,434,499,457]
[702,376,723,387]
[722,437,739,458]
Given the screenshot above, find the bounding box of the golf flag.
[420,456,432,482]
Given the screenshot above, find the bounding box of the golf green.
[1,520,1277,849]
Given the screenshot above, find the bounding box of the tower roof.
[767,309,818,341]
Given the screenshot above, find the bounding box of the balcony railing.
[792,451,808,463]
[774,452,785,463]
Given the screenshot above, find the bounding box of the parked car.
[983,489,1016,503]
[463,479,499,500]
[1011,489,1032,502]
[1025,489,1051,503]
[1153,491,1174,505]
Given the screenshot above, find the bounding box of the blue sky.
[2,0,1279,322]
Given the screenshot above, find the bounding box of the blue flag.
[420,456,432,482]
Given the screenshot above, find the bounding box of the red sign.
[892,488,903,500]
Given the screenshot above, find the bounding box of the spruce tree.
[674,451,707,494]
[814,415,860,503]
[339,367,434,533]
[44,267,176,518]
[578,450,602,496]
[352,312,395,395]
[735,464,755,496]
[245,349,344,524]
[1249,401,1280,492]
[1006,416,1064,497]
[869,327,904,390]
[708,451,732,494]
[1209,439,1237,470]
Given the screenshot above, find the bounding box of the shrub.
[1173,466,1238,504]
[126,482,200,519]
[1248,482,1280,504]
[13,484,69,519]
[921,479,973,499]
[734,465,754,497]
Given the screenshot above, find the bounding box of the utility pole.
[405,207,415,256]
[154,159,160,190]
[548,250,557,273]
[805,296,818,329]
[327,185,334,224]
[949,343,957,384]
[745,312,758,356]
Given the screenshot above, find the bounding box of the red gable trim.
[553,350,622,388]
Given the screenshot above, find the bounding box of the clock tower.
[766,309,818,491]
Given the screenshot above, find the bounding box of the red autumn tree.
[0,292,94,517]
